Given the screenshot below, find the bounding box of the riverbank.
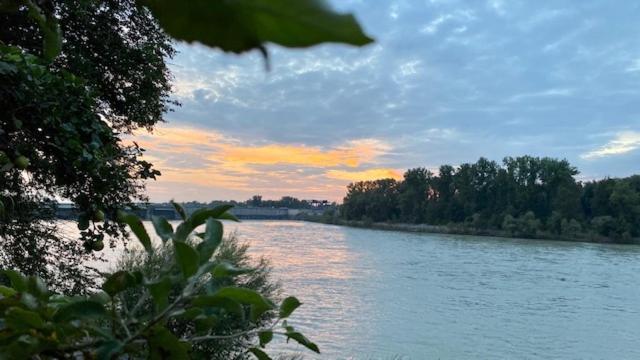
[303,217,640,245]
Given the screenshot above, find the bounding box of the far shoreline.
[302,217,640,246]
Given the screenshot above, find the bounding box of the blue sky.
[141,0,640,201]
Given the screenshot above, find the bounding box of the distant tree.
[398,168,432,223]
[340,156,638,242]
[342,179,400,222]
[502,214,518,235]
[561,218,582,238]
[249,195,263,207]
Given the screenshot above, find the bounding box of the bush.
[561,219,582,238]
[117,232,280,359]
[0,204,318,359]
[590,216,615,237]
[502,214,518,235]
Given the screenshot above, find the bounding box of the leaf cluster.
[0,205,316,359]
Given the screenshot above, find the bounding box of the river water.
[82,220,640,359]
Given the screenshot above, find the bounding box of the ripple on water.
[59,220,640,359]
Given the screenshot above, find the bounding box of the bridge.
[54,204,326,221]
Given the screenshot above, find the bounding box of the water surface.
[74,220,640,359]
[226,221,640,359]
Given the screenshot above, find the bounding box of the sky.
[140,0,640,202]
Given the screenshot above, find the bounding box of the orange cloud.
[221,144,359,167]
[131,125,394,201]
[325,168,402,182]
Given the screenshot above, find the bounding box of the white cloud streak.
[581,131,640,159]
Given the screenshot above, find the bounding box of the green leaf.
[286,331,320,353]
[198,218,223,263]
[53,300,107,322]
[151,215,174,242]
[174,205,235,241]
[2,270,26,291]
[191,295,243,318]
[0,285,17,297]
[279,296,302,319]
[214,287,274,322]
[250,303,272,323]
[258,330,273,347]
[147,326,191,360]
[189,205,233,224]
[171,200,187,220]
[173,241,199,278]
[140,0,373,55]
[96,340,123,360]
[122,213,153,253]
[171,307,202,320]
[27,276,48,299]
[249,347,273,360]
[214,287,273,308]
[102,271,137,296]
[218,211,240,222]
[194,314,218,334]
[211,261,252,278]
[6,307,44,330]
[146,277,172,310]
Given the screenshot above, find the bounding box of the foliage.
[0,43,153,292]
[0,0,372,291]
[174,196,335,211]
[0,205,317,359]
[117,232,280,359]
[142,0,373,58]
[341,156,640,242]
[0,194,94,294]
[1,0,177,131]
[0,0,173,291]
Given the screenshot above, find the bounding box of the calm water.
[80,220,640,359]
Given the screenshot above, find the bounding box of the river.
[80,220,640,359]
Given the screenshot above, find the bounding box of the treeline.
[172,196,335,210]
[341,156,640,242]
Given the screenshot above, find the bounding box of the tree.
[1,45,156,291]
[1,1,373,357]
[1,0,174,292]
[1,0,373,292]
[398,168,432,223]
[339,156,638,243]
[250,195,263,207]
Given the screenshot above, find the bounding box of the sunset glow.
[134,126,395,201]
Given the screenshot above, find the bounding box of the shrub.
[561,219,582,238]
[0,204,318,359]
[117,232,280,359]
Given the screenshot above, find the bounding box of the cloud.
[219,139,389,168]
[420,10,475,34]
[581,131,640,159]
[133,125,393,201]
[325,168,402,182]
[152,0,640,201]
[517,8,571,32]
[506,88,574,103]
[625,59,640,73]
[542,20,594,53]
[487,0,506,16]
